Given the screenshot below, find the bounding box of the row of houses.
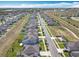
[41,13,59,26]
[44,15,53,26]
[0,13,25,35]
[19,14,40,57]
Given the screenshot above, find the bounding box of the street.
[37,13,61,57]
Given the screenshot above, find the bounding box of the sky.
[0,1,79,8]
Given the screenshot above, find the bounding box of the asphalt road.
[38,13,61,57]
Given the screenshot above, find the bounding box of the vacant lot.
[62,18,79,28]
[46,12,79,38]
[49,26,77,41]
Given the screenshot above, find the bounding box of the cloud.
[71,2,79,8]
[0,2,79,8]
[20,2,79,8]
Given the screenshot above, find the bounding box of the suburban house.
[64,40,79,57]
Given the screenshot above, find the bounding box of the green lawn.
[63,51,70,57]
[38,33,42,36]
[55,39,65,48]
[39,40,45,51]
[58,42,64,48]
[5,34,24,57]
[38,27,41,32]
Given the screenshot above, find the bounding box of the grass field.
[63,51,70,57]
[46,13,79,37]
[39,40,45,51]
[49,26,77,41]
[61,18,79,28]
[5,34,24,57]
[56,39,65,48]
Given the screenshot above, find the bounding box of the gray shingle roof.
[70,51,79,57]
[67,41,79,51]
[22,46,39,57]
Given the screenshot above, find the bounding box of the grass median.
[39,40,45,51]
